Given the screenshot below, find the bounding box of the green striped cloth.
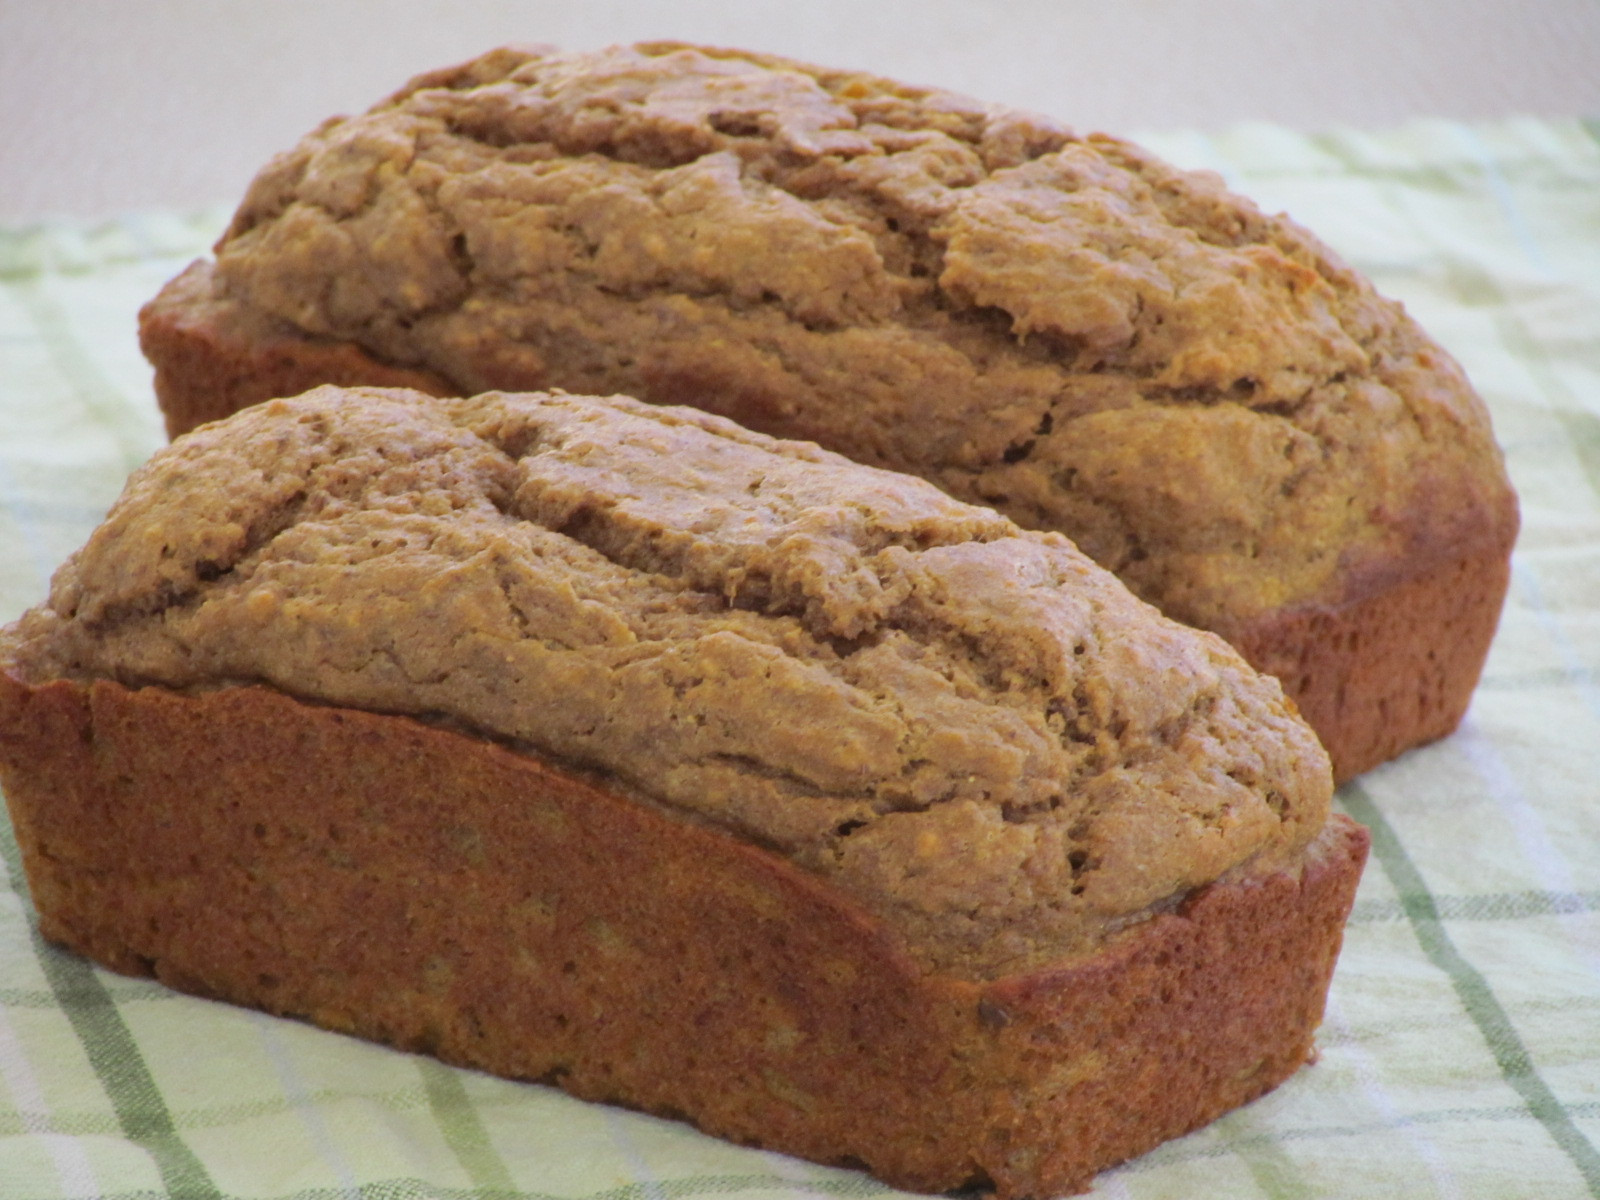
[2,116,1598,1200]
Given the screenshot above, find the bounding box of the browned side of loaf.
[137,275,1510,782]
[140,261,455,437]
[0,673,1369,1197]
[1223,539,1514,781]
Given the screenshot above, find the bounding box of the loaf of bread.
[138,41,1519,782]
[0,385,1367,1196]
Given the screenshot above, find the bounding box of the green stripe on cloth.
[48,1177,892,1200]
[12,276,152,478]
[1341,784,1600,1198]
[419,1059,519,1196]
[0,816,222,1198]
[1349,890,1600,923]
[34,948,225,1199]
[532,1175,890,1200]
[1232,1124,1313,1200]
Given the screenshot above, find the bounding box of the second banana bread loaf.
[139,42,1519,780]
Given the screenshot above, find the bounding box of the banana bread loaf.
[138,41,1519,782]
[0,385,1367,1196]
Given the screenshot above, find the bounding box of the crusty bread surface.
[138,41,1519,780]
[0,675,1367,1198]
[0,385,1367,1195]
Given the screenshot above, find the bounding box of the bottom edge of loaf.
[0,672,1369,1198]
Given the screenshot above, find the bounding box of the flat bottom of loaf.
[0,672,1369,1197]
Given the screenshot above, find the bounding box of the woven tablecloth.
[1,117,1597,1200]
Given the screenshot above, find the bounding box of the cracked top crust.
[196,40,1516,634]
[2,386,1330,979]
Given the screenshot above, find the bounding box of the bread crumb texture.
[5,387,1329,978]
[204,41,1514,632]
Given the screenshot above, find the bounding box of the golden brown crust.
[137,72,1519,783]
[0,672,1368,1197]
[1227,539,1515,780]
[137,278,1515,782]
[139,260,454,437]
[6,385,1333,976]
[190,39,1518,639]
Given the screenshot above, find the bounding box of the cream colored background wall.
[4,0,1600,220]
